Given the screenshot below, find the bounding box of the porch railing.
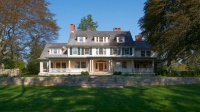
[50,68,88,73]
[114,68,154,73]
[134,68,154,73]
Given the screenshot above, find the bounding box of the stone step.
[82,84,124,88]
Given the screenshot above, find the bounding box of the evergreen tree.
[77,14,98,31]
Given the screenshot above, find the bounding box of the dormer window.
[49,49,61,55]
[117,37,125,43]
[95,37,108,42]
[77,37,85,42]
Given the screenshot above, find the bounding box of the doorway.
[99,63,103,71]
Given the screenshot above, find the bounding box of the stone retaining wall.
[0,69,20,77]
[0,76,200,87]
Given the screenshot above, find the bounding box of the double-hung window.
[112,48,117,55]
[124,48,130,55]
[141,51,151,57]
[50,49,61,55]
[117,37,125,43]
[122,62,127,68]
[75,61,86,68]
[78,37,85,42]
[72,48,78,55]
[96,48,106,55]
[84,48,90,55]
[95,37,108,42]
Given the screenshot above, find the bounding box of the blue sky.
[47,0,146,43]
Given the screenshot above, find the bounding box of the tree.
[139,0,200,65]
[0,0,59,70]
[77,14,98,31]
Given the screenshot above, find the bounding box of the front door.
[99,63,103,71]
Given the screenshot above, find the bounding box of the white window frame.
[141,51,151,57]
[112,48,117,55]
[96,48,106,55]
[78,37,85,42]
[50,49,61,55]
[95,37,108,43]
[75,61,86,68]
[117,37,125,43]
[124,48,130,55]
[72,48,78,55]
[84,48,90,55]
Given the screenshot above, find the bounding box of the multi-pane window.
[99,48,103,55]
[141,51,145,57]
[50,49,61,54]
[117,48,121,55]
[124,48,129,55]
[141,51,151,57]
[84,48,89,55]
[75,62,80,68]
[99,37,103,42]
[116,62,121,69]
[112,48,117,55]
[75,61,86,68]
[72,48,78,55]
[78,37,85,42]
[81,62,86,68]
[96,48,106,55]
[62,63,66,68]
[95,37,108,42]
[122,62,127,68]
[146,51,151,57]
[117,37,125,43]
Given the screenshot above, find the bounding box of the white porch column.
[49,60,51,72]
[152,60,154,72]
[91,59,93,72]
[89,59,91,72]
[40,62,43,73]
[109,60,111,72]
[111,59,113,73]
[132,60,135,73]
[68,60,71,70]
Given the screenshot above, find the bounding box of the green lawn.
[0,84,199,112]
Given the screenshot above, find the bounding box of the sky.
[47,0,146,43]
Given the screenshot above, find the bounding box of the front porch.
[39,59,159,75]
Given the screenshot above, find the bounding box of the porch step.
[82,84,124,88]
[82,76,124,88]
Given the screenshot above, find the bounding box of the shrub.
[81,71,89,76]
[155,69,168,76]
[113,71,122,75]
[0,74,8,78]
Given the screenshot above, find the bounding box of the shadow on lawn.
[0,84,200,111]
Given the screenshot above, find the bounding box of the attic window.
[95,37,108,42]
[77,37,85,42]
[117,37,125,43]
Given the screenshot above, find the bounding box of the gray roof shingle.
[67,31,134,47]
[38,43,67,60]
[133,41,151,50]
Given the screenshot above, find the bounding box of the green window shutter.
[122,48,124,55]
[90,48,92,55]
[78,47,80,55]
[110,48,112,55]
[130,48,132,55]
[70,47,72,55]
[82,48,84,55]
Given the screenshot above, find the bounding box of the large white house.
[38,24,162,75]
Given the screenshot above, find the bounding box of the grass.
[0,84,200,112]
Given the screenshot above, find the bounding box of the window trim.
[117,37,125,43]
[77,37,85,42]
[72,48,78,55]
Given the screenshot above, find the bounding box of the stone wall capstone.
[0,76,200,87]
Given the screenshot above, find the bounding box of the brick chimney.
[113,27,121,31]
[135,35,142,41]
[70,24,75,33]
